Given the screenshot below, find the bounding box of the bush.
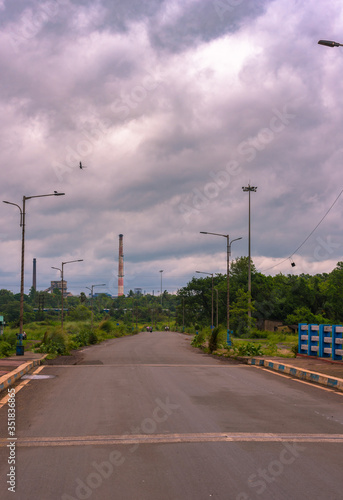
[98,319,114,333]
[232,342,263,357]
[291,344,299,357]
[2,332,17,347]
[0,341,13,357]
[209,327,220,353]
[191,328,208,347]
[36,328,68,355]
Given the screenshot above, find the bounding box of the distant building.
[44,280,72,297]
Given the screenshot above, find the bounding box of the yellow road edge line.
[0,365,45,408]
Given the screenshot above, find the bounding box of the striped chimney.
[118,234,124,296]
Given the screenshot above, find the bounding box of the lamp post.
[196,271,214,329]
[86,284,106,330]
[3,192,65,335]
[159,270,163,305]
[200,232,242,344]
[214,288,219,328]
[318,39,343,47]
[52,259,83,332]
[242,184,257,329]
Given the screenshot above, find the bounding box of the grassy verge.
[191,327,298,358]
[0,320,144,359]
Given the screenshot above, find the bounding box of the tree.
[230,289,256,336]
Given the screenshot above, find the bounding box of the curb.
[239,357,343,392]
[0,356,47,393]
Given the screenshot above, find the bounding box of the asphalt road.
[0,331,343,500]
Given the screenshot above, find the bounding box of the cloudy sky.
[1,0,343,297]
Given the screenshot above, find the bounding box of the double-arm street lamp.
[52,259,83,332]
[3,192,65,335]
[200,232,242,345]
[86,284,106,330]
[195,271,214,329]
[242,184,257,328]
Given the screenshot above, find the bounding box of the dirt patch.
[43,349,84,365]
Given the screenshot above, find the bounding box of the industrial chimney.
[32,258,37,290]
[118,234,124,296]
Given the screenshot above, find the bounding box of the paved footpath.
[0,352,46,392]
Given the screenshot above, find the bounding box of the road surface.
[0,331,343,499]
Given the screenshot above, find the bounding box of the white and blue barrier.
[299,324,343,361]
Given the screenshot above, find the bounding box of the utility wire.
[260,188,343,273]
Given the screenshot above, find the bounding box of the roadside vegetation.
[1,256,342,359]
[191,326,298,358]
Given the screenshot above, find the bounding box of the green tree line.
[1,257,343,335]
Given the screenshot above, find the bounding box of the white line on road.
[1,433,343,448]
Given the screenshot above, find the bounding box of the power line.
[260,188,343,273]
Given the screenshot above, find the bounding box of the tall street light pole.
[200,232,242,345]
[214,288,219,328]
[52,259,83,333]
[195,271,214,329]
[86,284,106,330]
[3,192,65,335]
[242,184,257,329]
[159,270,163,306]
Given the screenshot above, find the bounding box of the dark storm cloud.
[1,0,343,295]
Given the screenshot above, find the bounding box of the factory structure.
[118,234,124,296]
[31,234,126,298]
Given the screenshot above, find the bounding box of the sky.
[1,0,343,297]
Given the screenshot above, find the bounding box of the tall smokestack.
[32,258,37,290]
[118,234,124,296]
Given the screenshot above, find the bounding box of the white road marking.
[1,432,343,448]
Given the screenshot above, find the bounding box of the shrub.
[2,332,17,347]
[98,319,114,333]
[209,327,220,353]
[36,328,68,355]
[232,342,263,357]
[191,329,208,347]
[0,341,13,357]
[291,344,299,357]
[89,330,98,345]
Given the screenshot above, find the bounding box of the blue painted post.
[298,324,308,354]
[227,329,232,347]
[319,325,326,357]
[333,326,343,361]
[308,324,319,356]
[322,326,332,359]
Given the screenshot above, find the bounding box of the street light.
[196,271,214,329]
[200,232,242,345]
[159,270,163,305]
[318,40,343,47]
[86,284,106,330]
[3,192,65,335]
[52,259,83,332]
[214,288,219,328]
[242,184,257,329]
